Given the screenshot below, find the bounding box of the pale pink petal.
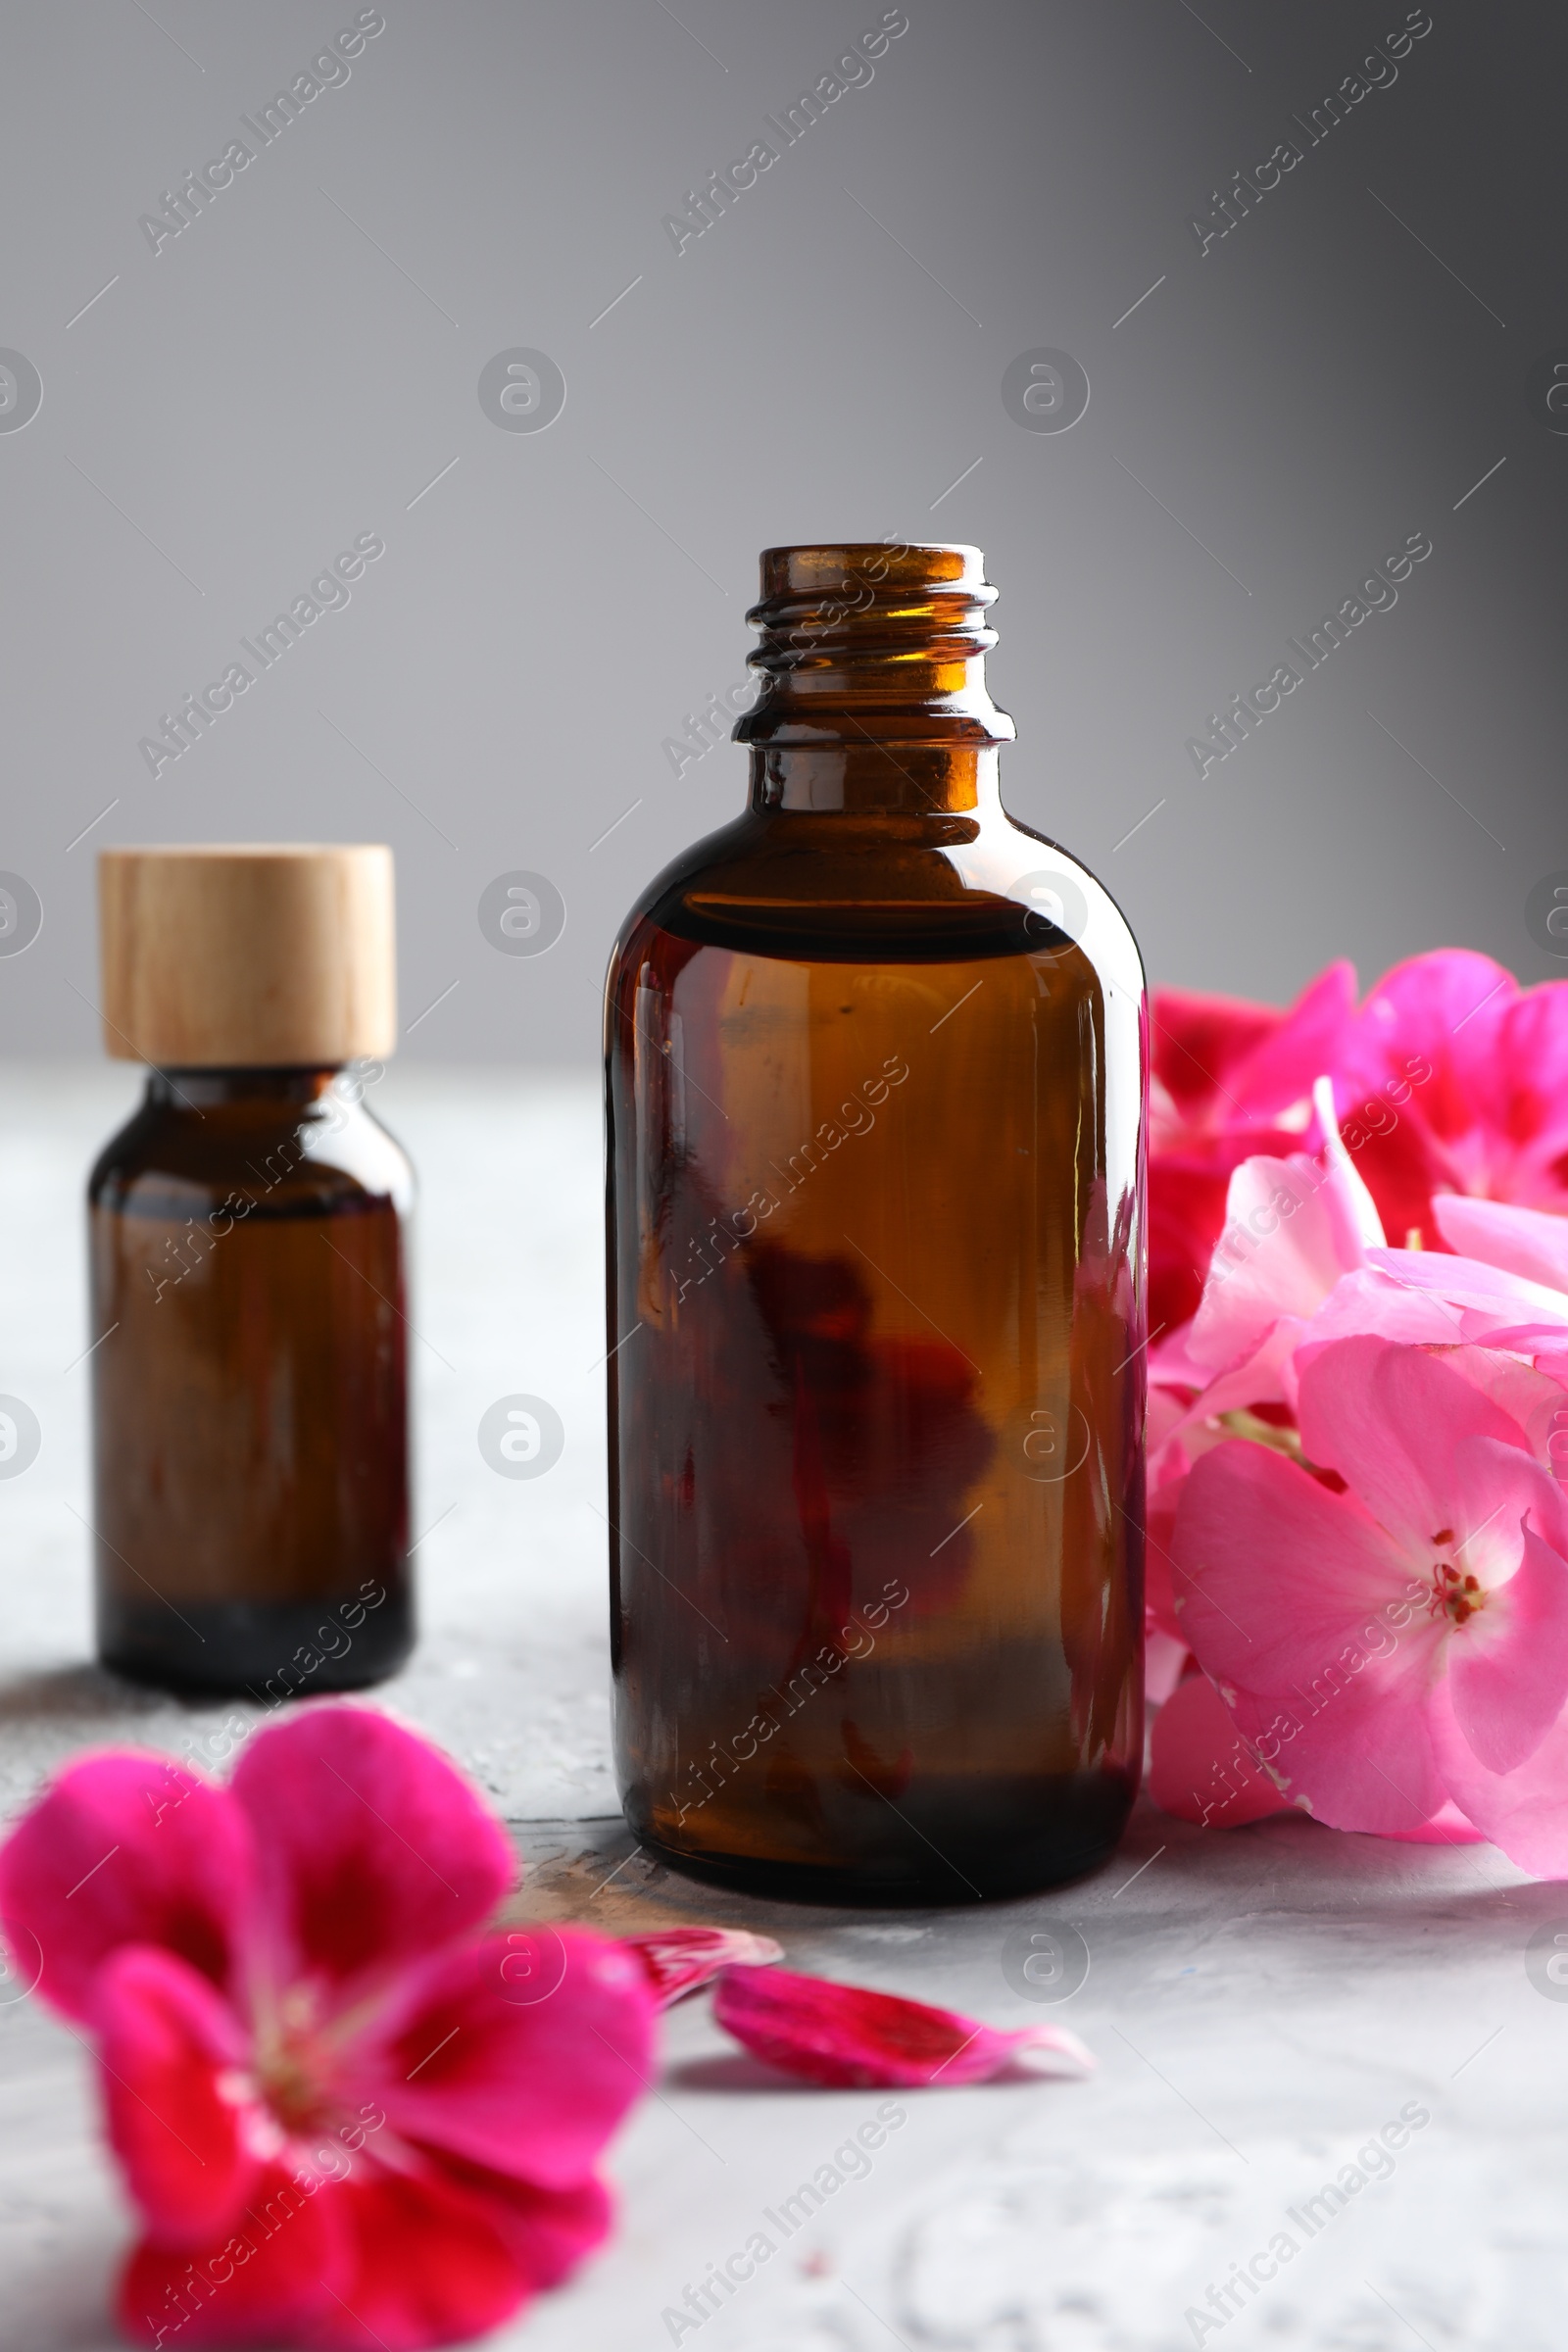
[1225,1680,1446,1836]
[93,1946,259,2248]
[1296,1338,1529,1555]
[1298,1267,1472,1350]
[1144,1480,1186,1648]
[1181,1313,1310,1419]
[1190,1151,1372,1373]
[620,1927,783,2006]
[1300,1278,1568,1375]
[711,1964,1094,2087]
[1384,1798,1486,1845]
[1463,1323,1568,1365]
[0,1750,253,2023]
[358,1930,654,2190]
[1174,1435,1450,1831]
[230,1707,514,2002]
[1148,1674,1291,1827]
[1364,1246,1568,1333]
[1172,1437,1437,1695]
[1429,1347,1568,1469]
[1446,1503,1568,1774]
[1308,1075,1389,1246]
[1429,1678,1568,1878]
[1144,1629,1190,1708]
[1433,1425,1568,1582]
[1434,1197,1568,1297]
[1149,1331,1208,1398]
[118,2161,344,2347]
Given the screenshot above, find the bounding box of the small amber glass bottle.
[87,846,414,1694]
[605,545,1148,1902]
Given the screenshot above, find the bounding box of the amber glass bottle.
[606,545,1147,1902]
[88,847,414,1694]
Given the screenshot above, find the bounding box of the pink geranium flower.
[1142,1079,1384,1679]
[0,1706,656,2350]
[1170,1338,1568,1871]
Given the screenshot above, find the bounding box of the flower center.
[251,1985,341,2137]
[259,2038,327,2133]
[1427,1530,1485,1627]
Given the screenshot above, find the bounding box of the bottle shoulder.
[608,805,1144,995]
[88,1091,414,1220]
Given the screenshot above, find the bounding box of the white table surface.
[2,1064,1564,2351]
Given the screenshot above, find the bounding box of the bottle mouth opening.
[756,540,989,598]
[749,542,998,638]
[738,541,1014,752]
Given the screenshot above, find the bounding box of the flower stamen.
[1428,1560,1485,1627]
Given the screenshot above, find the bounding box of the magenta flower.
[1171,1338,1568,1870]
[1340,950,1568,1246]
[0,1706,655,2350]
[712,1964,1094,2087]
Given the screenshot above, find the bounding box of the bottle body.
[606,544,1146,1901]
[88,1066,415,1693]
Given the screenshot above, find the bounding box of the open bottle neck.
[736,542,1013,816]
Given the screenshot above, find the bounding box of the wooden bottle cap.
[98,845,396,1067]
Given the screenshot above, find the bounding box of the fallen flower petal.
[711,1963,1094,2087]
[620,1927,783,2007]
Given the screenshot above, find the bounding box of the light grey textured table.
[3,1066,1564,2351]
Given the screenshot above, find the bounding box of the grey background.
[1,0,1564,1063]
